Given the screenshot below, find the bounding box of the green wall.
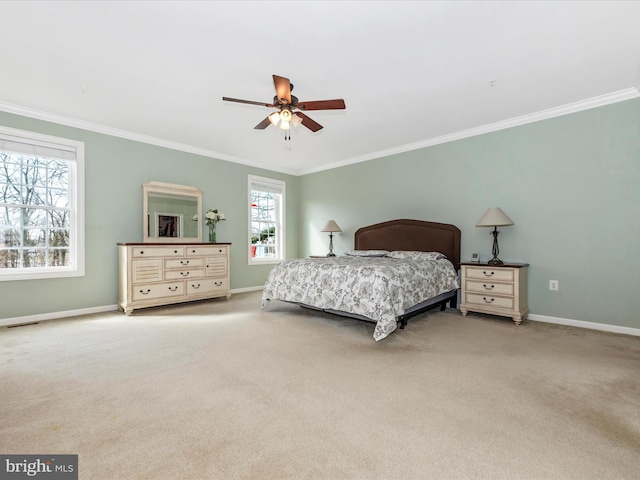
[0,111,298,320]
[2,97,639,330]
[299,98,640,329]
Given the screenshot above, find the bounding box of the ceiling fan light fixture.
[279,120,290,130]
[268,112,280,126]
[280,109,292,122]
[291,113,302,127]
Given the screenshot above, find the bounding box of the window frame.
[248,174,285,266]
[0,125,85,281]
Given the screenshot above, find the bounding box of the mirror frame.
[142,181,203,243]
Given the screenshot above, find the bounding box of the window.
[0,126,84,281]
[248,175,285,265]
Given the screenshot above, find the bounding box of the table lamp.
[320,220,342,257]
[475,208,514,265]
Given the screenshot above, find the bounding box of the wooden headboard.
[354,219,461,270]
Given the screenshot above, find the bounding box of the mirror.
[142,181,203,243]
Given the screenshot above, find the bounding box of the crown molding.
[298,87,640,175]
[0,101,299,176]
[1,87,638,178]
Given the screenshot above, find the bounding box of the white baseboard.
[528,313,640,337]
[230,285,264,294]
[0,304,119,328]
[3,292,639,338]
[0,286,266,328]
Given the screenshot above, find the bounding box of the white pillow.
[344,250,389,257]
[386,251,446,261]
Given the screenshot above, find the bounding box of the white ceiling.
[1,1,639,176]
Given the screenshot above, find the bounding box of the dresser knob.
[483,284,494,290]
[482,271,494,277]
[482,297,495,303]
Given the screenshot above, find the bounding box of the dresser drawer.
[165,258,204,269]
[133,282,184,301]
[164,269,205,280]
[132,259,163,283]
[186,278,229,295]
[465,267,514,282]
[466,280,514,296]
[132,246,185,258]
[464,293,514,310]
[187,245,228,256]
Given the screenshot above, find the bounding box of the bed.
[261,219,461,341]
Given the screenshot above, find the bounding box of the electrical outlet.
[549,280,559,291]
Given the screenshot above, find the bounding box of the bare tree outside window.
[0,153,70,269]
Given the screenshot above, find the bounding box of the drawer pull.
[168,286,179,292]
[214,281,223,286]
[140,251,144,255]
[483,284,495,290]
[180,260,190,265]
[192,249,197,253]
[180,271,190,277]
[139,289,151,295]
[218,249,223,253]
[174,250,178,254]
[482,271,494,277]
[191,283,201,289]
[482,297,495,303]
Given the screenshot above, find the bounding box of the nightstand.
[459,262,529,325]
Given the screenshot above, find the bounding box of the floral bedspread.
[261,256,460,341]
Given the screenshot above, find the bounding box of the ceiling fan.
[222,74,346,139]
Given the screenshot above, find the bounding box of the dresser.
[118,243,231,315]
[459,262,528,325]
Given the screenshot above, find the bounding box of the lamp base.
[326,253,336,257]
[488,227,504,265]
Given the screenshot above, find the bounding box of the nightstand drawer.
[465,293,514,310]
[466,280,514,296]
[465,267,514,282]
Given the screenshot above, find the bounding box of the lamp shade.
[321,220,342,233]
[475,208,514,227]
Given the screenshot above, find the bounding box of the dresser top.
[118,242,232,246]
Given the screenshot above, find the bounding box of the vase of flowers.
[204,208,226,243]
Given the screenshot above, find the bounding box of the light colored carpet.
[1,291,639,480]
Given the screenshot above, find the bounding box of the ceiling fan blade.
[254,117,272,130]
[273,75,292,104]
[295,112,323,132]
[223,97,274,108]
[296,99,346,111]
